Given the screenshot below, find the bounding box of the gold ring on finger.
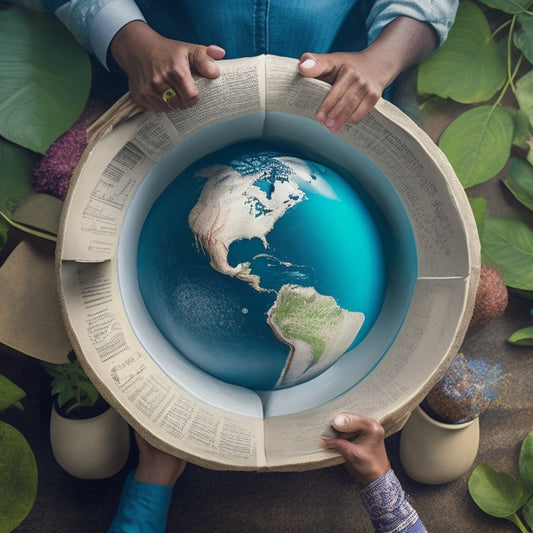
[162,88,177,103]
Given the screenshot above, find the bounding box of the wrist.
[109,20,151,67]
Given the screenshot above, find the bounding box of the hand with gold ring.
[109,21,226,112]
[162,88,177,104]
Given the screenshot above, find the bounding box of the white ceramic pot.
[399,405,479,485]
[50,406,130,479]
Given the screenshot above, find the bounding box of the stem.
[507,512,529,533]
[0,210,57,242]
[507,15,518,94]
[492,19,511,39]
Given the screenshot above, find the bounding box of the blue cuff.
[54,0,146,68]
[360,470,426,533]
[108,470,174,533]
[367,0,459,46]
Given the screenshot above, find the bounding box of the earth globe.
[137,141,387,391]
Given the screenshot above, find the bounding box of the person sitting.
[44,0,458,131]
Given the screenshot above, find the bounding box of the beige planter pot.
[399,406,479,485]
[50,406,130,479]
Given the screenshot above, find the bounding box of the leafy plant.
[469,429,533,531]
[0,374,38,533]
[42,353,103,418]
[415,0,533,344]
[0,3,91,249]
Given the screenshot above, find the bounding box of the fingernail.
[300,58,316,69]
[325,118,336,129]
[333,414,349,428]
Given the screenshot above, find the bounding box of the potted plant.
[0,374,38,533]
[400,354,503,484]
[43,353,130,479]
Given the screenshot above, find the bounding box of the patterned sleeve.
[359,470,427,533]
[42,0,145,67]
[107,470,174,533]
[367,0,459,46]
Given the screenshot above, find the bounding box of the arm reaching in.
[108,432,186,533]
[109,21,226,112]
[299,16,438,132]
[321,413,427,533]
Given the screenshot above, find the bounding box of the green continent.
[270,285,346,363]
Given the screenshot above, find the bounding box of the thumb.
[195,45,225,79]
[331,413,366,437]
[299,53,334,81]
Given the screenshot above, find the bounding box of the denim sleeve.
[367,0,459,46]
[42,0,145,68]
[107,471,174,533]
[359,470,427,533]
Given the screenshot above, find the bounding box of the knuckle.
[367,419,385,439]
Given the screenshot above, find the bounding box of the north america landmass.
[188,152,364,388]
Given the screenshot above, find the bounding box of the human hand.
[298,51,392,133]
[134,431,186,486]
[321,413,391,486]
[110,21,226,112]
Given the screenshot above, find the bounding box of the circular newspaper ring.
[57,56,479,471]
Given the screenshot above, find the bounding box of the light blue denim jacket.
[43,0,458,68]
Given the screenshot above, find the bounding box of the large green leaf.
[439,105,514,187]
[0,375,25,413]
[481,216,533,289]
[503,157,533,211]
[468,462,529,517]
[417,1,507,103]
[479,0,533,14]
[514,14,533,64]
[0,5,91,154]
[516,70,533,128]
[520,430,533,488]
[512,110,532,149]
[0,421,38,533]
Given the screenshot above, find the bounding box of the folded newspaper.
[56,55,479,471]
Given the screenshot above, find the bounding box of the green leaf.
[439,105,515,187]
[503,157,533,211]
[0,420,38,533]
[0,138,37,216]
[520,430,533,489]
[0,375,25,413]
[77,381,100,406]
[0,5,91,154]
[516,70,533,128]
[523,497,533,529]
[482,217,533,289]
[469,197,488,236]
[469,462,530,518]
[514,14,533,64]
[417,1,507,103]
[508,325,533,345]
[512,110,532,149]
[479,0,533,14]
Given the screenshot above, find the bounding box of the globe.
[137,141,387,391]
